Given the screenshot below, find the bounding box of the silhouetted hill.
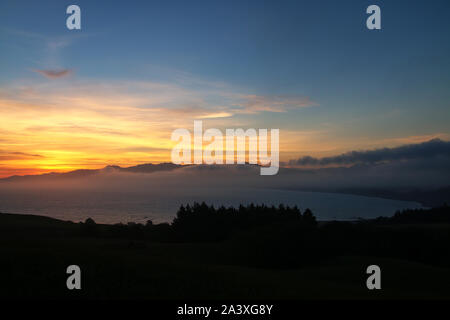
[0,162,183,182]
[334,186,450,207]
[1,204,450,298]
[373,205,450,224]
[283,185,450,208]
[120,163,183,173]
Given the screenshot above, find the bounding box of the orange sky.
[1,79,448,178]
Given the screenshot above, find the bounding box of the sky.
[0,0,450,177]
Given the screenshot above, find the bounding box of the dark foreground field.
[1,204,450,299]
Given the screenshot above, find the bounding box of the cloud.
[25,124,134,137]
[0,150,44,161]
[33,69,72,79]
[0,76,319,176]
[197,111,234,119]
[289,139,450,167]
[1,79,314,120]
[10,152,44,158]
[233,94,316,114]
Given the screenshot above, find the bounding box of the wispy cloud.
[1,79,315,119]
[33,69,73,79]
[0,150,44,161]
[0,74,317,176]
[3,28,87,78]
[235,95,316,114]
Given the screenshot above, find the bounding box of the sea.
[0,187,423,224]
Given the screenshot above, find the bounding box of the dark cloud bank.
[288,138,450,167]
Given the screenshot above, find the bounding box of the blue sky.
[0,0,450,175]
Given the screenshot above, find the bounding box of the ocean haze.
[0,165,424,224]
[3,137,449,224]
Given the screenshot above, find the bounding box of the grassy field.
[1,212,450,299]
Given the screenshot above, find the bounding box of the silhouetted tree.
[85,217,96,225]
[303,208,317,226]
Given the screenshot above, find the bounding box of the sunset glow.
[1,1,449,178]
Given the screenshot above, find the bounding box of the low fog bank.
[2,138,449,193]
[1,157,449,193]
[1,139,447,222]
[0,164,428,224]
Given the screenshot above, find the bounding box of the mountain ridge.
[0,162,184,182]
